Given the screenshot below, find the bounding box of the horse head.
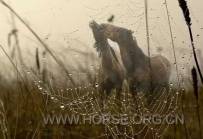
[89,21,107,43]
[100,23,134,44]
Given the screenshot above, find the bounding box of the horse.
[89,21,125,103]
[99,23,171,101]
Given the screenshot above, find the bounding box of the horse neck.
[98,42,117,69]
[118,39,149,73]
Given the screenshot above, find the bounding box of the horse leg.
[129,81,140,113]
[115,87,122,101]
[100,78,114,110]
[99,83,105,109]
[115,84,123,111]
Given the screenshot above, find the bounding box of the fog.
[0,0,202,84]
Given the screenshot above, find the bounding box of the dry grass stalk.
[144,0,153,91]
[191,67,202,139]
[178,0,203,84]
[8,11,25,66]
[181,90,189,139]
[164,0,180,86]
[0,45,24,81]
[42,51,48,83]
[192,67,198,100]
[35,48,40,72]
[0,99,10,139]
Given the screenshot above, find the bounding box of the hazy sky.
[0,0,202,79]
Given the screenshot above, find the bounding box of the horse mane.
[109,46,119,63]
[94,41,119,63]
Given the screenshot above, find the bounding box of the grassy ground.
[0,71,202,139]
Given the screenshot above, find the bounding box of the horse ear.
[129,30,134,34]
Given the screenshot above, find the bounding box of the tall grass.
[0,0,76,86]
[177,1,203,138]
[0,99,10,139]
[178,0,203,84]
[191,67,202,139]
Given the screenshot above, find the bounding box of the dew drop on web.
[95,83,99,88]
[60,105,65,109]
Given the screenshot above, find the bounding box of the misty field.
[0,0,203,139]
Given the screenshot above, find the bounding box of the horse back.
[151,55,171,83]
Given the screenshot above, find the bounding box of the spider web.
[25,68,183,139]
[22,0,190,138]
